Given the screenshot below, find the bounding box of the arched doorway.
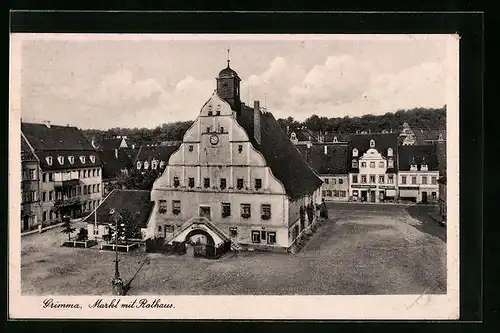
[184,229,215,258]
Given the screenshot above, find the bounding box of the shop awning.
[386,189,397,197]
[399,189,418,197]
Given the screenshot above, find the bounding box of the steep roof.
[296,144,349,175]
[290,127,316,142]
[21,122,94,151]
[118,147,140,169]
[97,150,124,180]
[398,145,439,171]
[135,145,180,163]
[36,150,103,171]
[236,106,323,200]
[98,138,125,150]
[84,190,154,228]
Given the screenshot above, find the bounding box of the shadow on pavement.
[405,205,446,243]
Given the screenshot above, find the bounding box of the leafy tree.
[76,228,89,242]
[60,215,75,242]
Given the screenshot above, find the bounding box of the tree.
[76,228,89,242]
[60,215,75,242]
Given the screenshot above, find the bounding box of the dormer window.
[68,156,75,164]
[352,148,358,157]
[387,148,393,157]
[46,156,53,166]
[57,156,64,165]
[159,161,165,168]
[370,139,375,148]
[136,161,142,170]
[421,164,428,171]
[333,136,338,143]
[79,156,86,164]
[290,132,297,142]
[89,155,96,163]
[438,133,444,140]
[152,160,158,170]
[207,105,213,116]
[144,161,150,170]
[352,159,358,168]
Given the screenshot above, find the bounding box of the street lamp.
[109,208,124,295]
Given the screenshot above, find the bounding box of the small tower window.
[370,139,375,148]
[188,145,194,152]
[388,159,394,168]
[238,145,243,153]
[57,156,64,165]
[387,148,393,157]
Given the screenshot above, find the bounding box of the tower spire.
[227,48,230,67]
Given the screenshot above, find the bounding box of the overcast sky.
[18,35,452,130]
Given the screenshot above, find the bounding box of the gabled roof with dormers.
[398,145,439,172]
[296,144,349,175]
[21,122,94,151]
[35,150,102,171]
[349,133,399,173]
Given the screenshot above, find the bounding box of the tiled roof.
[98,138,125,150]
[323,133,350,143]
[236,105,323,200]
[118,147,140,169]
[21,122,94,151]
[35,150,103,171]
[135,145,180,163]
[296,144,349,175]
[21,136,37,161]
[349,133,399,173]
[413,129,446,145]
[97,150,124,180]
[289,127,316,142]
[84,189,154,228]
[398,145,439,171]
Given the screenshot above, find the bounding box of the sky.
[17,35,453,130]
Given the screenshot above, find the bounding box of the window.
[136,161,142,170]
[431,176,437,185]
[361,175,367,184]
[421,164,428,171]
[83,186,88,195]
[401,176,407,184]
[251,230,261,243]
[49,191,54,201]
[159,161,165,168]
[216,110,221,116]
[49,210,53,220]
[220,178,226,189]
[173,177,180,187]
[172,200,181,215]
[338,178,344,184]
[49,172,53,181]
[188,177,195,188]
[370,162,375,168]
[80,156,86,164]
[340,190,347,197]
[237,178,244,190]
[379,175,385,184]
[261,204,271,220]
[158,225,162,232]
[206,126,211,133]
[352,148,358,157]
[77,186,82,195]
[229,227,237,237]
[379,161,385,168]
[370,139,375,148]
[353,190,359,196]
[220,126,224,133]
[208,109,213,116]
[188,145,193,152]
[324,178,329,184]
[422,176,428,184]
[89,155,96,163]
[387,148,393,157]
[432,192,437,199]
[326,190,333,197]
[322,190,327,197]
[410,164,418,171]
[203,178,210,188]
[92,184,96,193]
[97,169,100,177]
[388,159,394,168]
[370,175,376,183]
[352,175,358,183]
[152,160,158,170]
[361,162,367,168]
[238,144,243,153]
[352,159,358,168]
[333,190,338,197]
[42,192,46,202]
[144,161,149,170]
[42,173,47,182]
[222,203,231,218]
[241,204,251,218]
[165,225,175,233]
[411,176,417,185]
[255,179,262,190]
[158,200,167,214]
[43,211,47,221]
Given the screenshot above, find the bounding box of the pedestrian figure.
[320,198,328,219]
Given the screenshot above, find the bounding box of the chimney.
[324,145,328,155]
[253,100,261,144]
[43,120,51,128]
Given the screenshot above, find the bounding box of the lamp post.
[109,208,124,295]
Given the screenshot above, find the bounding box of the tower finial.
[227,48,230,67]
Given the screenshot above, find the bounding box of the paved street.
[21,203,446,295]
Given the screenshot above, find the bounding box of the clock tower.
[216,55,241,112]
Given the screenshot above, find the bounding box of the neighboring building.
[438,176,447,224]
[97,149,128,197]
[289,127,316,146]
[348,133,399,203]
[397,145,440,203]
[85,189,154,241]
[21,137,41,232]
[150,61,323,253]
[297,143,349,202]
[134,144,179,174]
[21,122,103,227]
[93,136,129,150]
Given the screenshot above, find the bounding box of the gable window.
[388,175,394,184]
[220,178,227,189]
[379,175,385,184]
[324,178,329,184]
[422,176,428,184]
[352,175,358,184]
[208,109,213,116]
[411,176,417,185]
[173,177,180,188]
[57,156,64,165]
[241,204,251,218]
[352,148,358,157]
[136,161,142,169]
[216,110,221,116]
[68,156,75,164]
[89,155,96,163]
[188,145,193,152]
[172,200,181,215]
[388,159,394,168]
[361,175,367,184]
[237,178,244,190]
[387,148,393,157]
[255,178,262,190]
[410,164,418,171]
[80,156,86,164]
[251,230,261,243]
[370,162,375,168]
[229,227,237,237]
[401,176,407,184]
[188,177,195,188]
[203,178,210,188]
[238,145,243,153]
[369,175,376,183]
[261,204,271,220]
[370,139,376,148]
[379,161,385,168]
[361,162,366,168]
[222,203,231,218]
[158,200,167,214]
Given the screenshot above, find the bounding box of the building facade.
[21,137,41,231]
[21,122,103,228]
[348,134,399,203]
[150,62,322,252]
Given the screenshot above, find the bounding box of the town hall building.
[149,60,323,254]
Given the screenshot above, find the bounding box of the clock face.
[209,134,219,145]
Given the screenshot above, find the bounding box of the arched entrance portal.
[184,229,215,258]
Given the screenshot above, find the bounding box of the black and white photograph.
[9,33,459,320]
